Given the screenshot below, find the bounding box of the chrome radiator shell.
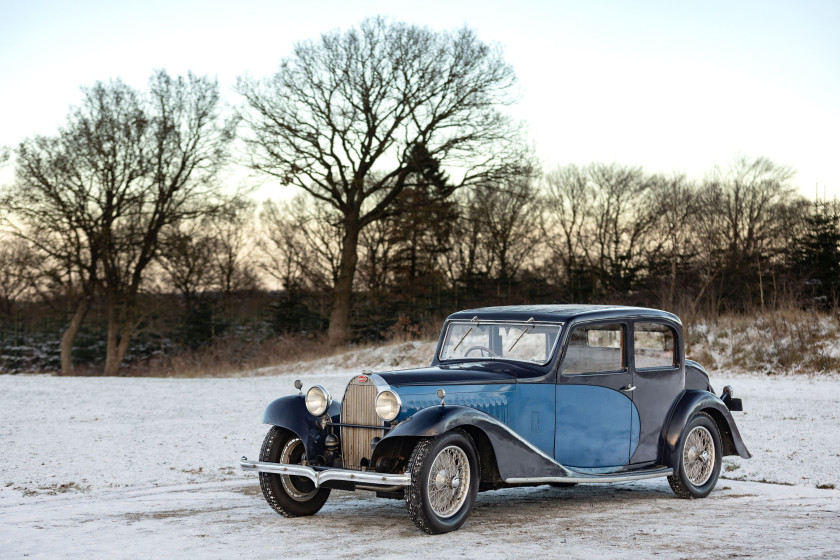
[340,377,385,470]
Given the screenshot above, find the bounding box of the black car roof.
[445,304,680,325]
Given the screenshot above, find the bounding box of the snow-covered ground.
[1,341,839,559]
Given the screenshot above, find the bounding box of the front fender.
[373,405,571,480]
[663,390,751,467]
[262,395,339,460]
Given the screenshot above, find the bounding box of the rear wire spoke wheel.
[258,426,330,516]
[668,412,722,499]
[406,429,479,534]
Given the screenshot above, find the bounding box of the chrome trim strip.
[505,467,673,485]
[446,320,566,326]
[329,422,393,430]
[240,458,411,488]
[368,373,391,391]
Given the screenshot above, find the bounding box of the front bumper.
[239,457,411,488]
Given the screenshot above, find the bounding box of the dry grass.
[125,333,346,377]
[685,307,840,375]
[125,328,440,378]
[121,307,840,378]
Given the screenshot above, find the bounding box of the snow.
[1,341,839,558]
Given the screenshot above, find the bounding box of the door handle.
[621,385,636,392]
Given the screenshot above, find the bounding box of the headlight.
[375,390,401,422]
[305,385,332,416]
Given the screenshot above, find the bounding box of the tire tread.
[258,426,330,517]
[405,430,478,534]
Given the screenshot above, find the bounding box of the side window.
[561,323,625,375]
[634,322,677,369]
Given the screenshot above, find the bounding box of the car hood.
[376,362,534,387]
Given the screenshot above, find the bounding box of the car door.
[554,321,638,469]
[629,320,684,465]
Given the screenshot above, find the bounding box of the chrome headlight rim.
[305,385,332,416]
[375,389,402,422]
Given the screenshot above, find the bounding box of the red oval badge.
[357,375,368,383]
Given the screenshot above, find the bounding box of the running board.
[505,467,673,485]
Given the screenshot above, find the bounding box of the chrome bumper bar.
[239,457,411,488]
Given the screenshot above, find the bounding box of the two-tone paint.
[247,305,750,489]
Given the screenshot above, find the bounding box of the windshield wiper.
[507,317,536,353]
[452,316,479,353]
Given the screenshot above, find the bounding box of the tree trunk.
[59,298,90,375]
[103,299,134,376]
[668,245,677,311]
[327,221,361,346]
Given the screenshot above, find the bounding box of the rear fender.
[372,405,570,481]
[663,390,751,467]
[262,395,340,460]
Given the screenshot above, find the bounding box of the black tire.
[405,429,479,534]
[258,426,330,517]
[668,412,722,499]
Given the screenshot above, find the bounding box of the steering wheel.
[465,345,497,358]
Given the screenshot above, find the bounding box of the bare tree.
[357,215,399,292]
[209,200,260,301]
[543,165,594,295]
[585,163,659,295]
[646,174,698,310]
[6,70,235,375]
[437,188,496,308]
[260,196,343,294]
[238,17,529,344]
[475,175,543,293]
[157,220,218,311]
[542,163,659,299]
[693,156,797,310]
[0,235,38,318]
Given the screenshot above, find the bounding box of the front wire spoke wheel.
[428,446,470,518]
[406,430,479,534]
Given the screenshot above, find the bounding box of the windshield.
[438,319,564,365]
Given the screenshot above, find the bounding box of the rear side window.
[634,322,677,369]
[561,323,625,374]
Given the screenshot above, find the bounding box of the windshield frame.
[437,319,565,366]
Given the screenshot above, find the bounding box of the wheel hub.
[434,468,462,490]
[683,425,715,486]
[427,445,471,518]
[435,469,450,490]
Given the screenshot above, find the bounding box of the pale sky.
[1,0,838,198]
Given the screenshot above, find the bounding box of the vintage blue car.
[240,305,750,533]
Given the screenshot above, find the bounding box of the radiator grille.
[340,377,384,470]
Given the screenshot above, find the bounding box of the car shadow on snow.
[259,481,680,531]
